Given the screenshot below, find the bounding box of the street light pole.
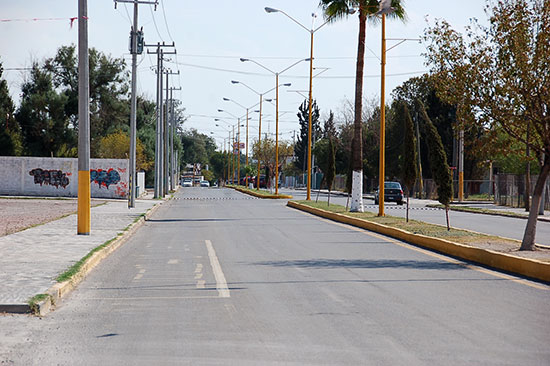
[240,58,307,194]
[378,13,387,217]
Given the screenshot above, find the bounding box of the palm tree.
[318,0,405,212]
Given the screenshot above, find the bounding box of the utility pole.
[77,0,90,235]
[146,42,175,198]
[164,70,179,194]
[114,0,158,208]
[168,87,181,191]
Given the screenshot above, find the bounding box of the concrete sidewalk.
[0,194,160,313]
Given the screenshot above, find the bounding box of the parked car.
[250,175,267,188]
[182,178,193,187]
[374,181,404,205]
[200,180,210,187]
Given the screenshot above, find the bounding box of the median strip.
[228,185,293,199]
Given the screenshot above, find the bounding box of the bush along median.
[287,200,550,283]
[228,185,293,199]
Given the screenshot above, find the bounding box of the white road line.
[194,273,203,280]
[196,280,206,289]
[195,264,203,273]
[133,274,143,280]
[205,239,230,298]
[167,259,179,264]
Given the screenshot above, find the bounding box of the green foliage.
[180,129,217,166]
[0,61,23,156]
[294,99,321,172]
[417,100,452,207]
[399,101,417,193]
[16,63,76,157]
[44,45,130,156]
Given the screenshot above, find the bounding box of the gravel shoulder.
[0,198,107,237]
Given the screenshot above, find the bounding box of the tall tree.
[399,101,417,222]
[319,0,406,212]
[417,100,453,230]
[424,0,549,250]
[16,63,75,157]
[0,61,23,155]
[294,99,321,173]
[45,45,129,155]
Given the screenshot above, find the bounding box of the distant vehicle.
[200,180,210,187]
[374,181,404,205]
[250,175,267,188]
[182,178,193,187]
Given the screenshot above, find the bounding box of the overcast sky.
[1,0,487,148]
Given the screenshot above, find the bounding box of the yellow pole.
[459,128,464,201]
[232,125,236,184]
[257,95,263,190]
[246,108,249,187]
[275,73,280,195]
[78,171,90,234]
[306,31,314,200]
[237,119,241,186]
[227,135,230,184]
[378,14,386,217]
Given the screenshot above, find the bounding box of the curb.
[287,201,550,284]
[31,200,164,316]
[230,186,293,199]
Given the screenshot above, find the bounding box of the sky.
[0,0,487,149]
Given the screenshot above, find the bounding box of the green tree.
[180,129,217,166]
[0,61,23,155]
[319,0,406,212]
[16,63,76,157]
[417,100,453,230]
[294,99,321,173]
[44,45,129,155]
[398,101,417,222]
[424,0,549,250]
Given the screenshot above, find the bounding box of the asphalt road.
[2,188,549,365]
[284,189,550,247]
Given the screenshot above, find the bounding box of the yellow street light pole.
[307,31,314,200]
[237,119,241,185]
[378,13,387,217]
[258,95,263,190]
[240,58,306,194]
[266,7,353,200]
[246,109,249,186]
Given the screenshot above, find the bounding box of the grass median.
[228,185,293,199]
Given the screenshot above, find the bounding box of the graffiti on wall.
[29,169,70,188]
[90,168,121,189]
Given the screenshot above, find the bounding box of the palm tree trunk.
[350,7,367,213]
[445,205,450,231]
[406,193,410,222]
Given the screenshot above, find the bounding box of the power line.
[170,61,426,79]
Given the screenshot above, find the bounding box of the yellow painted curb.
[230,186,293,199]
[287,201,550,284]
[34,201,164,316]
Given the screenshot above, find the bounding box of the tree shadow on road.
[252,258,467,271]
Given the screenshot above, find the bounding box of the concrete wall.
[0,157,129,199]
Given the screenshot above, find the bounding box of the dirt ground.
[0,198,106,236]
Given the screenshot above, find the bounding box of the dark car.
[374,181,404,205]
[250,175,267,188]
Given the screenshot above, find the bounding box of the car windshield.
[384,182,401,189]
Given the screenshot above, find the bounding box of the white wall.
[0,157,129,199]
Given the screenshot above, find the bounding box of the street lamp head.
[348,8,357,15]
[223,97,230,101]
[264,7,279,13]
[283,83,292,87]
[231,80,240,84]
[217,109,224,112]
[240,58,249,62]
[265,98,273,102]
[304,58,312,61]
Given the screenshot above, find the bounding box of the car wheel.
[397,200,404,206]
[374,199,379,205]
